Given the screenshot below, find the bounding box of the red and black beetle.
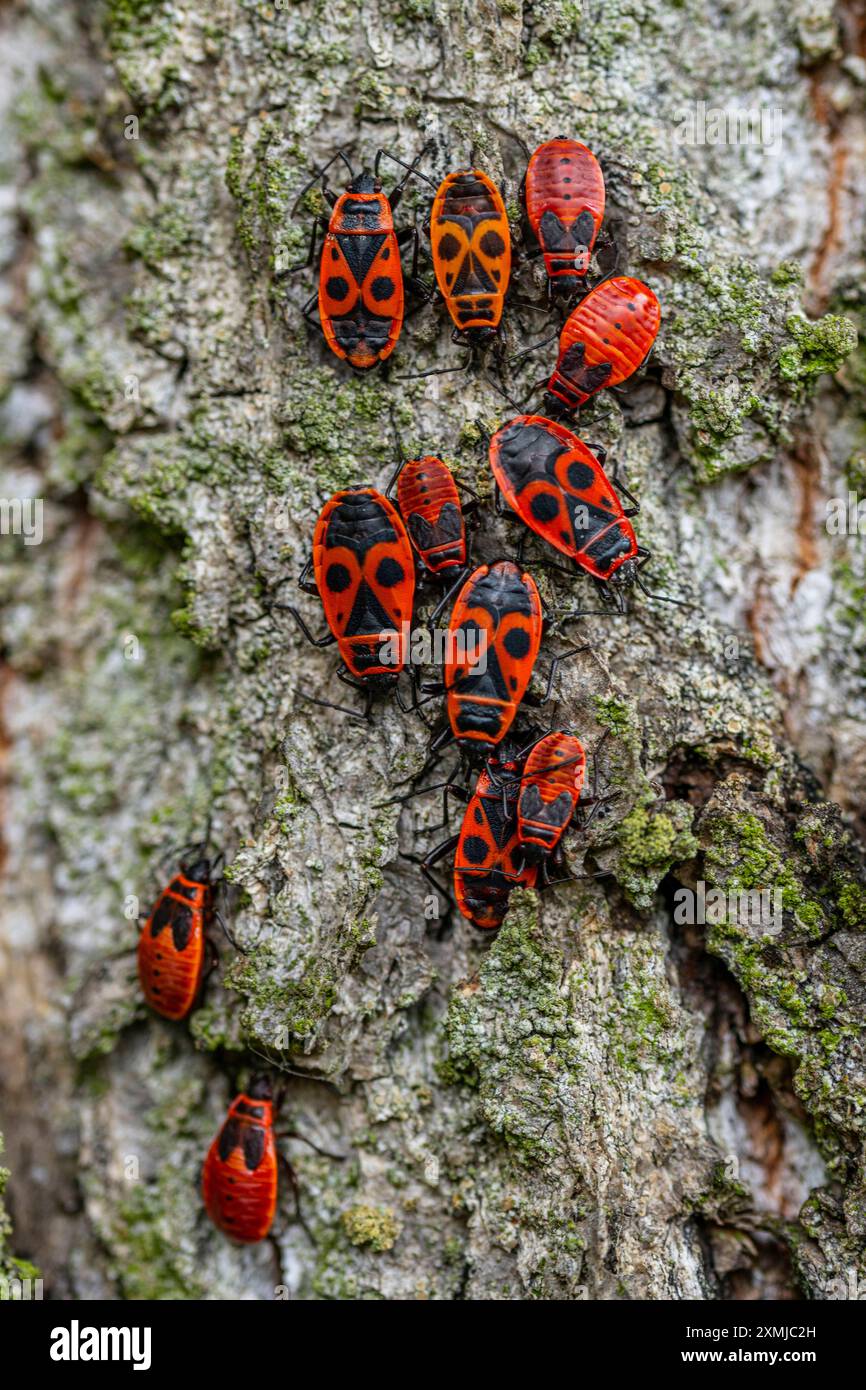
[415,736,537,931]
[281,485,417,716]
[515,730,586,866]
[137,844,229,1021]
[202,1076,280,1244]
[429,560,543,758]
[388,454,479,582]
[202,1076,344,1245]
[488,414,649,593]
[540,275,660,416]
[522,138,605,296]
[292,147,433,371]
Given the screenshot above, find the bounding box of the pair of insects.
[407,727,605,931]
[295,138,612,372]
[281,452,477,718]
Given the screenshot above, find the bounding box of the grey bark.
[0,0,865,1300]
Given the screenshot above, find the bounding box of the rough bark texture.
[1,0,865,1300]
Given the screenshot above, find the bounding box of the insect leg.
[276,1130,347,1162]
[277,605,336,646]
[284,216,324,274]
[297,690,369,723]
[301,293,325,339]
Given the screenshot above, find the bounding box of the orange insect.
[543,275,660,415]
[442,560,542,755]
[202,1077,280,1244]
[523,138,605,294]
[137,847,224,1021]
[430,169,512,346]
[293,147,432,371]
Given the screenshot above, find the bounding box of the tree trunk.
[1,0,864,1300]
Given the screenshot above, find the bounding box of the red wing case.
[489,414,637,580]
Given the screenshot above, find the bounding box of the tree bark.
[0,0,864,1300]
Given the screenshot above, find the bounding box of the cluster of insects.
[133,137,663,1246]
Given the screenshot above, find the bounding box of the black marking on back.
[338,231,386,284]
[242,1127,266,1171]
[218,1116,241,1162]
[327,494,397,557]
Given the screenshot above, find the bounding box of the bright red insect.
[489,414,640,583]
[395,456,467,577]
[543,275,661,415]
[202,1077,279,1244]
[137,852,216,1021]
[523,138,605,292]
[516,731,586,865]
[299,486,416,686]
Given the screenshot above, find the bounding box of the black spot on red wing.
[503,627,531,659]
[479,229,506,257]
[242,1126,266,1171]
[218,1116,241,1162]
[330,248,339,261]
[375,556,404,587]
[463,835,490,865]
[381,246,390,260]
[574,210,596,246]
[371,276,395,302]
[567,460,596,491]
[326,562,352,593]
[474,806,484,824]
[530,491,560,523]
[326,276,350,302]
[510,676,518,690]
[171,903,193,952]
[149,896,173,937]
[437,232,461,261]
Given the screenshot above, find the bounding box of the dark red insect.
[523,138,605,293]
[394,455,468,578]
[137,850,220,1021]
[441,560,542,755]
[430,169,512,346]
[202,1076,280,1244]
[516,731,586,865]
[283,486,416,711]
[489,414,643,585]
[293,148,431,371]
[543,275,660,415]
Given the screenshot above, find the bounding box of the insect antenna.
[291,148,356,215]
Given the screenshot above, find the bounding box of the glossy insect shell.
[445,560,542,748]
[137,871,210,1020]
[517,731,586,858]
[313,487,415,680]
[489,414,638,581]
[430,169,511,338]
[202,1090,278,1244]
[319,183,403,370]
[396,456,466,575]
[524,139,605,283]
[454,753,538,929]
[546,276,660,412]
